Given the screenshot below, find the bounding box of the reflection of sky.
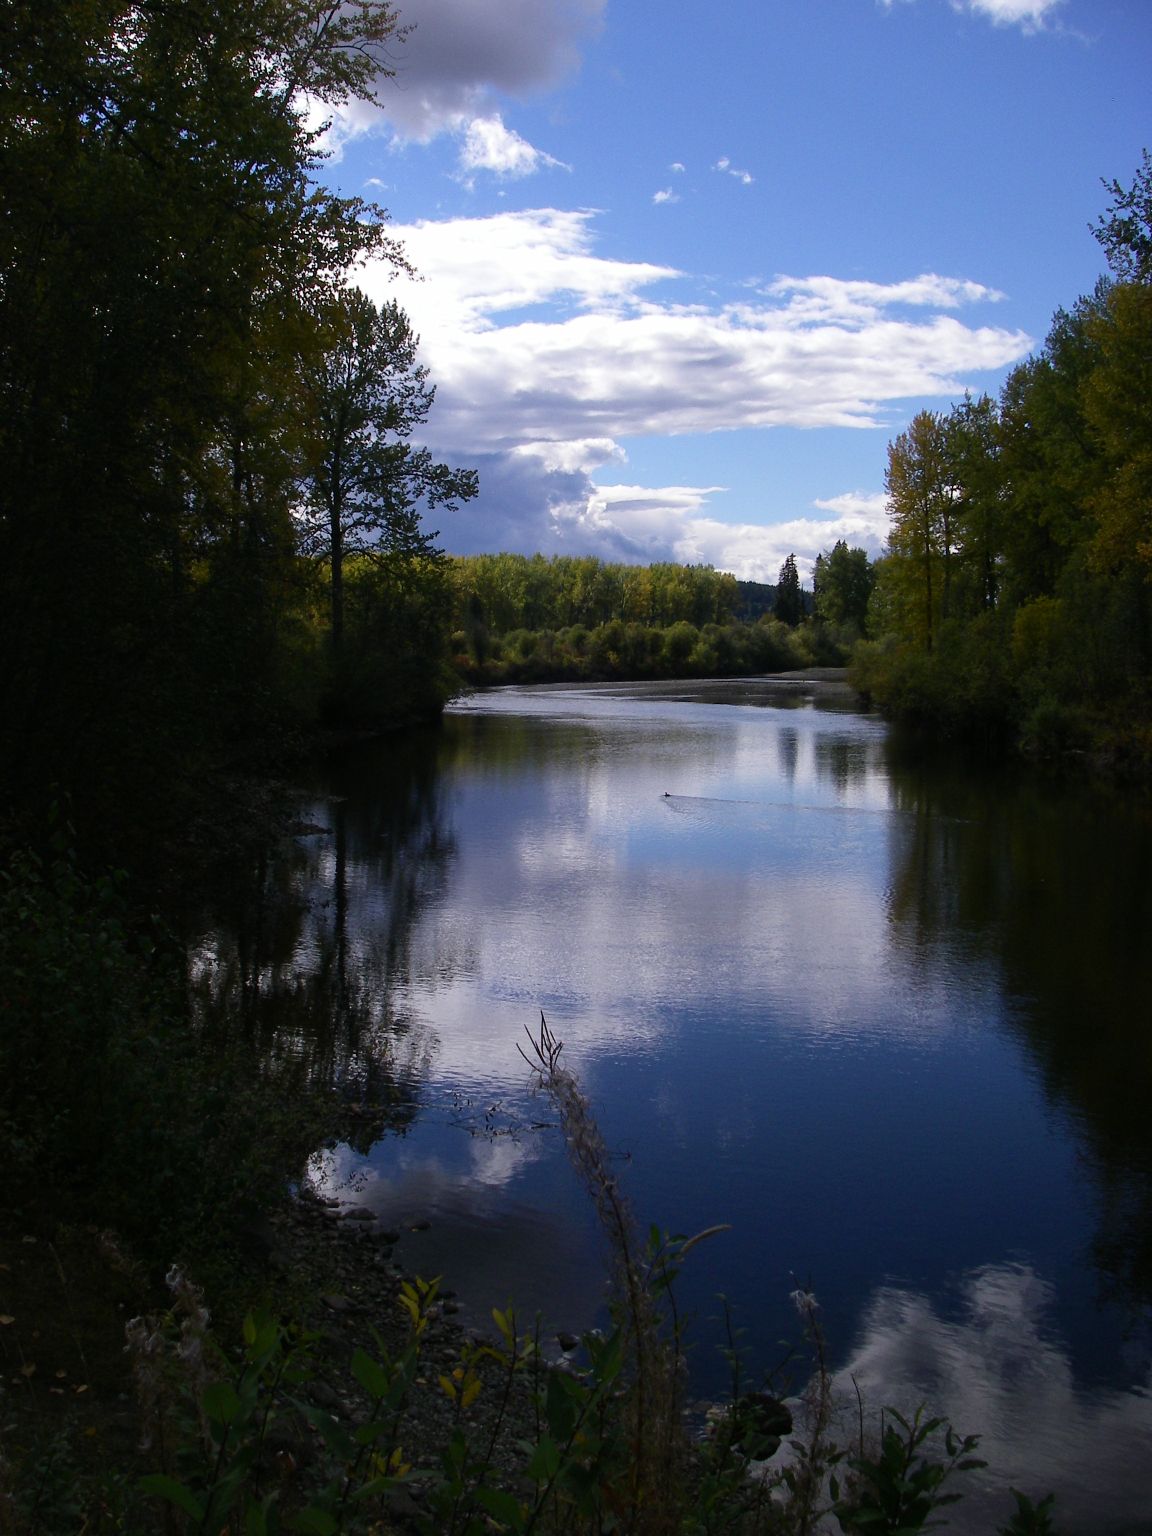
[291,681,1149,1529]
[822,1263,1152,1535]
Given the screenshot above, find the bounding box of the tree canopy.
[858,155,1152,761]
[0,0,473,851]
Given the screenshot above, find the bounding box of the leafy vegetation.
[0,0,473,870]
[446,552,850,684]
[855,153,1152,769]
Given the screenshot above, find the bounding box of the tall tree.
[300,290,478,653]
[1092,147,1152,283]
[775,553,802,627]
[884,411,960,650]
[0,0,406,834]
[945,394,1004,615]
[813,540,875,632]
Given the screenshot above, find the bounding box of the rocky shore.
[254,1188,562,1522]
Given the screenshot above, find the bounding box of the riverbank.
[0,1186,551,1531]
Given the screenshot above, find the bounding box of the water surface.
[195,679,1152,1531]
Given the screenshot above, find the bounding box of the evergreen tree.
[775,553,802,627]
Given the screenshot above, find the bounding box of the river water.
[195,679,1152,1531]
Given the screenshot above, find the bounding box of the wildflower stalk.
[520,1012,680,1530]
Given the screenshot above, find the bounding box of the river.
[193,678,1152,1531]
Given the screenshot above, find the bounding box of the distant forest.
[445,553,827,685]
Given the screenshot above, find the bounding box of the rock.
[383,1486,425,1529]
[308,1381,345,1416]
[341,1207,376,1222]
[728,1392,792,1456]
[321,1293,351,1313]
[556,1332,580,1354]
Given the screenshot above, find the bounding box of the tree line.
[0,0,474,868]
[445,550,871,684]
[857,152,1152,766]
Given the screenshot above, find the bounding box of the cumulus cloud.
[653,188,680,205]
[353,208,1030,575]
[310,0,605,149]
[765,273,1004,322]
[358,209,1030,451]
[458,115,567,179]
[431,455,889,584]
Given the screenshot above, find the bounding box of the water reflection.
[828,1262,1152,1534]
[882,744,1152,1316]
[191,681,1152,1527]
[187,730,454,1131]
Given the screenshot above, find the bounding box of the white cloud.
[429,457,890,583]
[879,0,1065,29]
[353,209,1029,574]
[458,115,567,179]
[358,208,679,331]
[960,0,1064,28]
[765,273,1004,323]
[715,156,755,185]
[359,210,1030,451]
[653,188,679,205]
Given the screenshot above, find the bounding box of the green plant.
[829,1406,986,1534]
[997,1489,1059,1534]
[133,1268,444,1534]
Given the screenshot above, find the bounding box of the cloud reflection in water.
[824,1263,1152,1534]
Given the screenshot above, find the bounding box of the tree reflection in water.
[883,737,1152,1319]
[187,730,456,1153]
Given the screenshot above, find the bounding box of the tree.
[944,394,1004,615]
[1082,277,1152,585]
[0,0,407,837]
[996,286,1109,605]
[775,553,802,627]
[813,540,875,632]
[300,290,478,655]
[884,412,960,649]
[1093,148,1152,283]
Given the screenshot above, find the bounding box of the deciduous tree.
[299,290,478,653]
[884,411,959,649]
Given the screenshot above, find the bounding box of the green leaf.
[138,1474,205,1522]
[475,1485,527,1529]
[528,1435,561,1482]
[351,1347,392,1400]
[245,1504,270,1536]
[203,1379,244,1426]
[290,1509,338,1535]
[353,1419,392,1445]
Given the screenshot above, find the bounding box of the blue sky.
[312,0,1151,584]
